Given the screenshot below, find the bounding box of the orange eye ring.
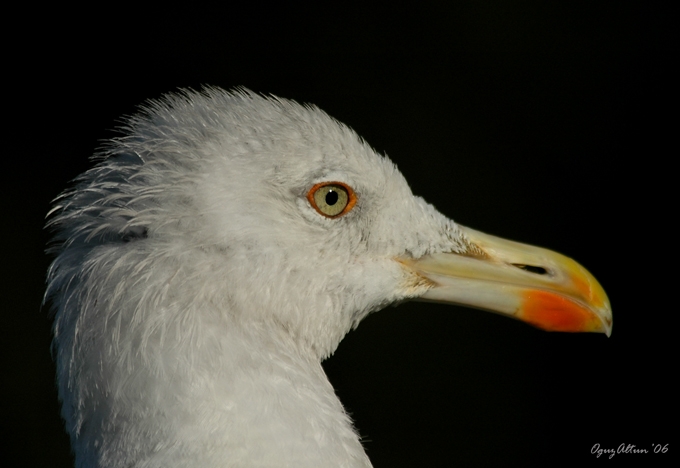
[307,181,357,218]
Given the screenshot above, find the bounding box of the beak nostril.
[512,264,549,275]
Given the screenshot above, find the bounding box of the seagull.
[45,88,612,468]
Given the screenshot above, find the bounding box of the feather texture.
[46,88,472,467]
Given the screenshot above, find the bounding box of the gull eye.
[307,182,357,218]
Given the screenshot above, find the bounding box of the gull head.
[45,88,611,467]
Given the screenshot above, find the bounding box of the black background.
[4,2,674,467]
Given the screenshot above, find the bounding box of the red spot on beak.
[521,290,603,333]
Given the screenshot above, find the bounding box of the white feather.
[46,88,473,467]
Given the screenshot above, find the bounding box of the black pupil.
[325,190,339,205]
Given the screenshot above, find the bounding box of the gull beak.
[400,226,612,336]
